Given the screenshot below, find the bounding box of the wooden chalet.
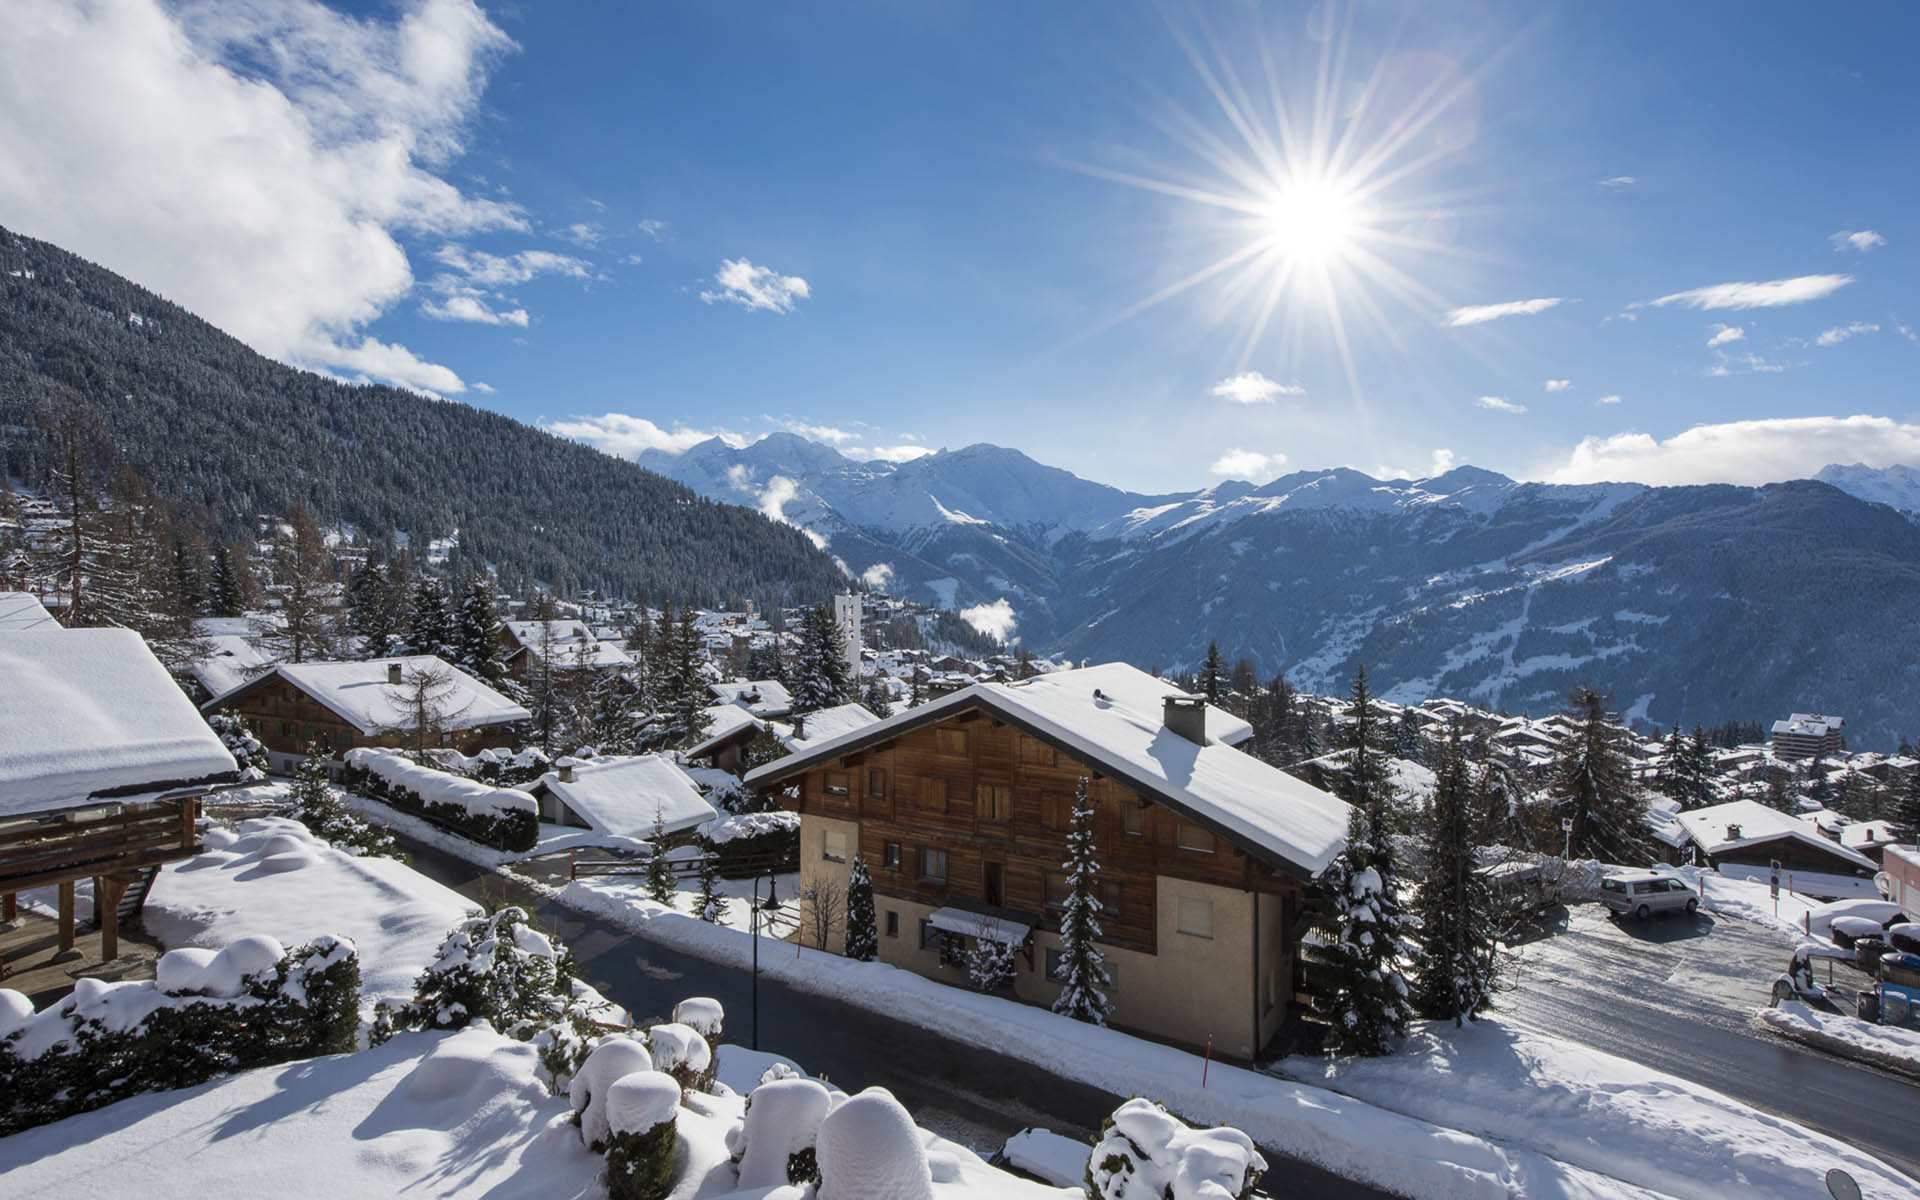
[1,627,242,965]
[745,663,1350,1059]
[1674,799,1879,899]
[202,655,531,772]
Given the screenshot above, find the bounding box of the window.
[936,727,969,756]
[885,911,900,938]
[823,771,850,797]
[920,848,948,883]
[1121,800,1144,837]
[279,721,293,737]
[1175,821,1215,854]
[915,777,948,814]
[1019,736,1056,767]
[920,919,939,950]
[1040,793,1070,831]
[1043,870,1071,909]
[867,768,888,798]
[975,783,1012,822]
[823,830,848,863]
[1176,897,1214,939]
[1100,880,1124,917]
[883,841,901,871]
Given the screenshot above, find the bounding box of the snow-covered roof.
[0,591,58,631]
[1293,749,1437,800]
[191,634,271,699]
[683,704,767,759]
[927,905,1031,945]
[1772,714,1843,737]
[503,618,596,648]
[509,637,634,670]
[1,628,239,815]
[1841,820,1900,850]
[206,656,530,735]
[532,755,717,840]
[784,702,883,751]
[710,679,793,717]
[747,663,1351,878]
[1674,799,1877,873]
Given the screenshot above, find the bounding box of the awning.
[928,906,1032,945]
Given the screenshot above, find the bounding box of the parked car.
[1482,860,1562,928]
[1598,871,1698,920]
[1886,924,1920,956]
[1830,915,1891,949]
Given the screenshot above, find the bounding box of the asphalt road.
[1500,901,1920,1184]
[396,837,1395,1199]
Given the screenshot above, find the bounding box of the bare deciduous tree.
[800,872,845,951]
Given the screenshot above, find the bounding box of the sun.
[1259,176,1370,270]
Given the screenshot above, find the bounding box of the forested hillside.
[0,227,845,608]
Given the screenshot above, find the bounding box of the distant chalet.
[745,662,1349,1059]
[203,656,529,772]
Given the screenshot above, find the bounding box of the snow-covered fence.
[0,935,360,1136]
[342,748,538,851]
[699,810,800,877]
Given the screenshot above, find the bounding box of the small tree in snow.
[380,660,471,756]
[964,929,1018,993]
[695,850,729,923]
[209,710,267,774]
[861,676,895,718]
[1309,804,1413,1056]
[1412,734,1500,1024]
[645,809,676,904]
[843,855,877,961]
[1051,776,1113,1025]
[288,743,400,859]
[801,873,845,951]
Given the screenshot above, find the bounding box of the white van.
[1598,871,1698,920]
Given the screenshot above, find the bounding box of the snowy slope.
[1816,461,1920,514]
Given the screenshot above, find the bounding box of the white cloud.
[0,0,524,394]
[1425,448,1459,476]
[1706,323,1745,347]
[700,258,810,313]
[470,381,494,394]
[1707,352,1788,376]
[622,253,645,266]
[1445,297,1564,326]
[1831,230,1885,252]
[637,219,668,240]
[543,412,739,457]
[860,563,895,591]
[1477,395,1526,413]
[959,598,1017,644]
[756,476,826,548]
[844,444,935,463]
[1597,394,1623,405]
[1208,448,1287,479]
[433,245,590,288]
[1209,371,1303,405]
[1543,415,1920,486]
[1544,379,1571,392]
[420,294,528,326]
[1598,176,1637,189]
[1638,274,1853,311]
[557,221,602,247]
[782,421,859,444]
[1816,321,1879,347]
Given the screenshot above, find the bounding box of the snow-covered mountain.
[640,436,1920,746]
[1815,462,1920,514]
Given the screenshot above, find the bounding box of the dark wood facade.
[211,674,519,762]
[774,706,1307,956]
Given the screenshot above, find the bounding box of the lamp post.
[750,870,782,1051]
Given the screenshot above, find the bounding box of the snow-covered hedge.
[817,1087,935,1200]
[0,935,359,1136]
[698,810,800,877]
[732,1076,832,1188]
[1088,1097,1266,1200]
[342,748,538,851]
[603,1072,681,1200]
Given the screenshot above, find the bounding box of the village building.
[525,754,717,842]
[709,679,793,719]
[684,699,883,776]
[1770,713,1846,761]
[1673,799,1879,899]
[2,627,241,965]
[498,618,634,680]
[744,663,1349,1060]
[202,655,530,772]
[1884,845,1920,924]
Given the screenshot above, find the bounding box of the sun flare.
[1259,176,1369,269]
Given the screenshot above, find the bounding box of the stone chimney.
[387,662,403,685]
[1726,823,1742,841]
[1164,695,1207,745]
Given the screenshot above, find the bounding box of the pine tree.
[208,543,246,618]
[260,499,339,664]
[1896,770,1920,840]
[644,810,676,905]
[1335,665,1403,860]
[861,676,894,718]
[288,743,400,859]
[346,559,398,657]
[1551,685,1650,863]
[453,573,507,684]
[668,605,711,746]
[1413,735,1500,1024]
[791,603,851,715]
[1199,640,1225,703]
[694,849,728,923]
[406,577,455,660]
[1051,777,1114,1025]
[1309,804,1413,1055]
[844,855,877,961]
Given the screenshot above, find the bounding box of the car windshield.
[1601,880,1625,893]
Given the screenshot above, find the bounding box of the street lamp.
[750,870,783,1051]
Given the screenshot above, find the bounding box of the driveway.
[1499,901,1920,1183]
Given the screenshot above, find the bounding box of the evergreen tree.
[861,676,895,718]
[346,559,399,656]
[843,855,877,962]
[644,810,676,905]
[667,604,711,746]
[1896,770,1920,840]
[694,849,728,923]
[1050,777,1114,1025]
[1393,709,1425,764]
[1199,640,1226,703]
[208,542,247,618]
[406,577,455,660]
[1335,665,1403,858]
[288,743,400,859]
[907,666,927,709]
[790,602,852,715]
[453,573,507,684]
[259,499,339,664]
[1413,735,1500,1024]
[1309,803,1413,1055]
[1551,685,1650,863]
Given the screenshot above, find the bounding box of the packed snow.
[1755,1001,1920,1078]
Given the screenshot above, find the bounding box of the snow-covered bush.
[642,1020,712,1094]
[571,1036,657,1150]
[816,1086,934,1200]
[964,932,1019,993]
[208,710,268,775]
[733,1076,833,1188]
[289,744,402,859]
[0,936,359,1136]
[671,997,723,1093]
[603,1071,681,1200]
[341,748,538,851]
[399,907,617,1090]
[698,810,801,876]
[1087,1097,1266,1200]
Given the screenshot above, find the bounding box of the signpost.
[1770,858,1781,915]
[1561,816,1573,860]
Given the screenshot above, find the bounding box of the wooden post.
[58,880,75,952]
[99,877,124,961]
[2,892,14,922]
[91,875,104,930]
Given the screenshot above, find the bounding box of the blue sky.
[4,0,1917,493]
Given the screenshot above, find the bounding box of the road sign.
[1561,817,1573,833]
[1771,870,1780,899]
